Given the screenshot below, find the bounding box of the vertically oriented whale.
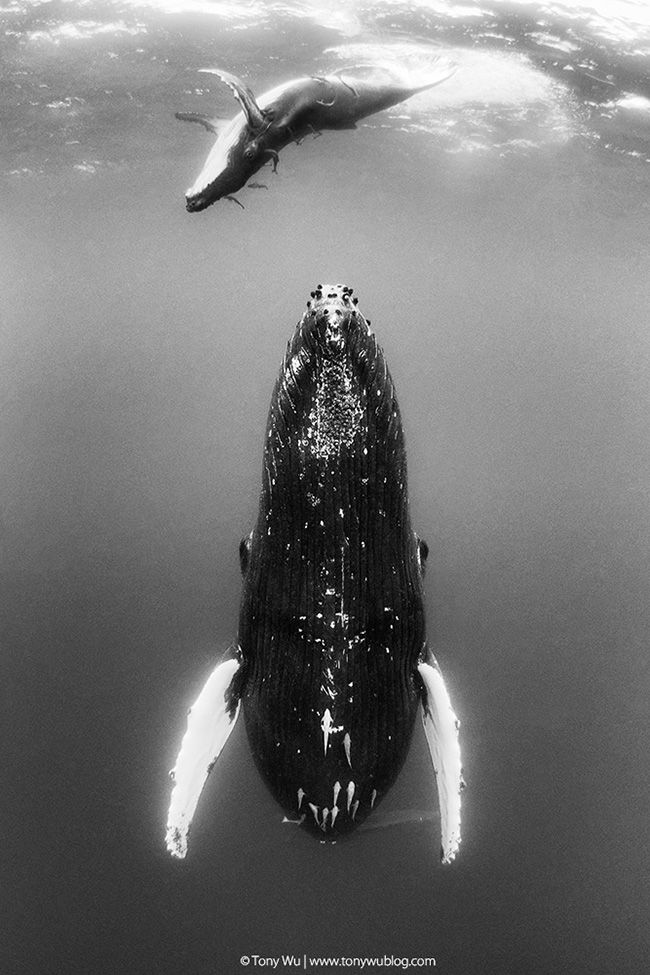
[166,285,463,862]
[177,59,456,211]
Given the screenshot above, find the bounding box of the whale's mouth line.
[185,191,211,213]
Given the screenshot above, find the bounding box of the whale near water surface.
[166,284,464,863]
[177,59,457,211]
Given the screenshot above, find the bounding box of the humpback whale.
[177,60,456,211]
[166,285,463,862]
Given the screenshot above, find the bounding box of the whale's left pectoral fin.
[417,649,464,864]
[199,68,267,130]
[166,647,244,859]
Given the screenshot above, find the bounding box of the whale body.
[166,285,463,861]
[177,60,456,212]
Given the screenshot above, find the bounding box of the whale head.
[184,113,267,212]
[271,283,389,465]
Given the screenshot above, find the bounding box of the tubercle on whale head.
[302,283,363,358]
[273,282,384,459]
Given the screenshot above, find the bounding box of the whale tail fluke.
[402,55,458,94]
[332,56,457,98]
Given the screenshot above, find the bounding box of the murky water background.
[3,1,650,972]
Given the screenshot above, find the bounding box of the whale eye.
[418,538,429,573]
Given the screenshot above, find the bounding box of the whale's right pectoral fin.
[166,647,244,859]
[417,649,464,864]
[174,112,230,136]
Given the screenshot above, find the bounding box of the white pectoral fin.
[199,68,266,129]
[166,650,243,859]
[417,652,463,864]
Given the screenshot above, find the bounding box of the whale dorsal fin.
[199,68,266,130]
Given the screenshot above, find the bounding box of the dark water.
[3,1,650,973]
